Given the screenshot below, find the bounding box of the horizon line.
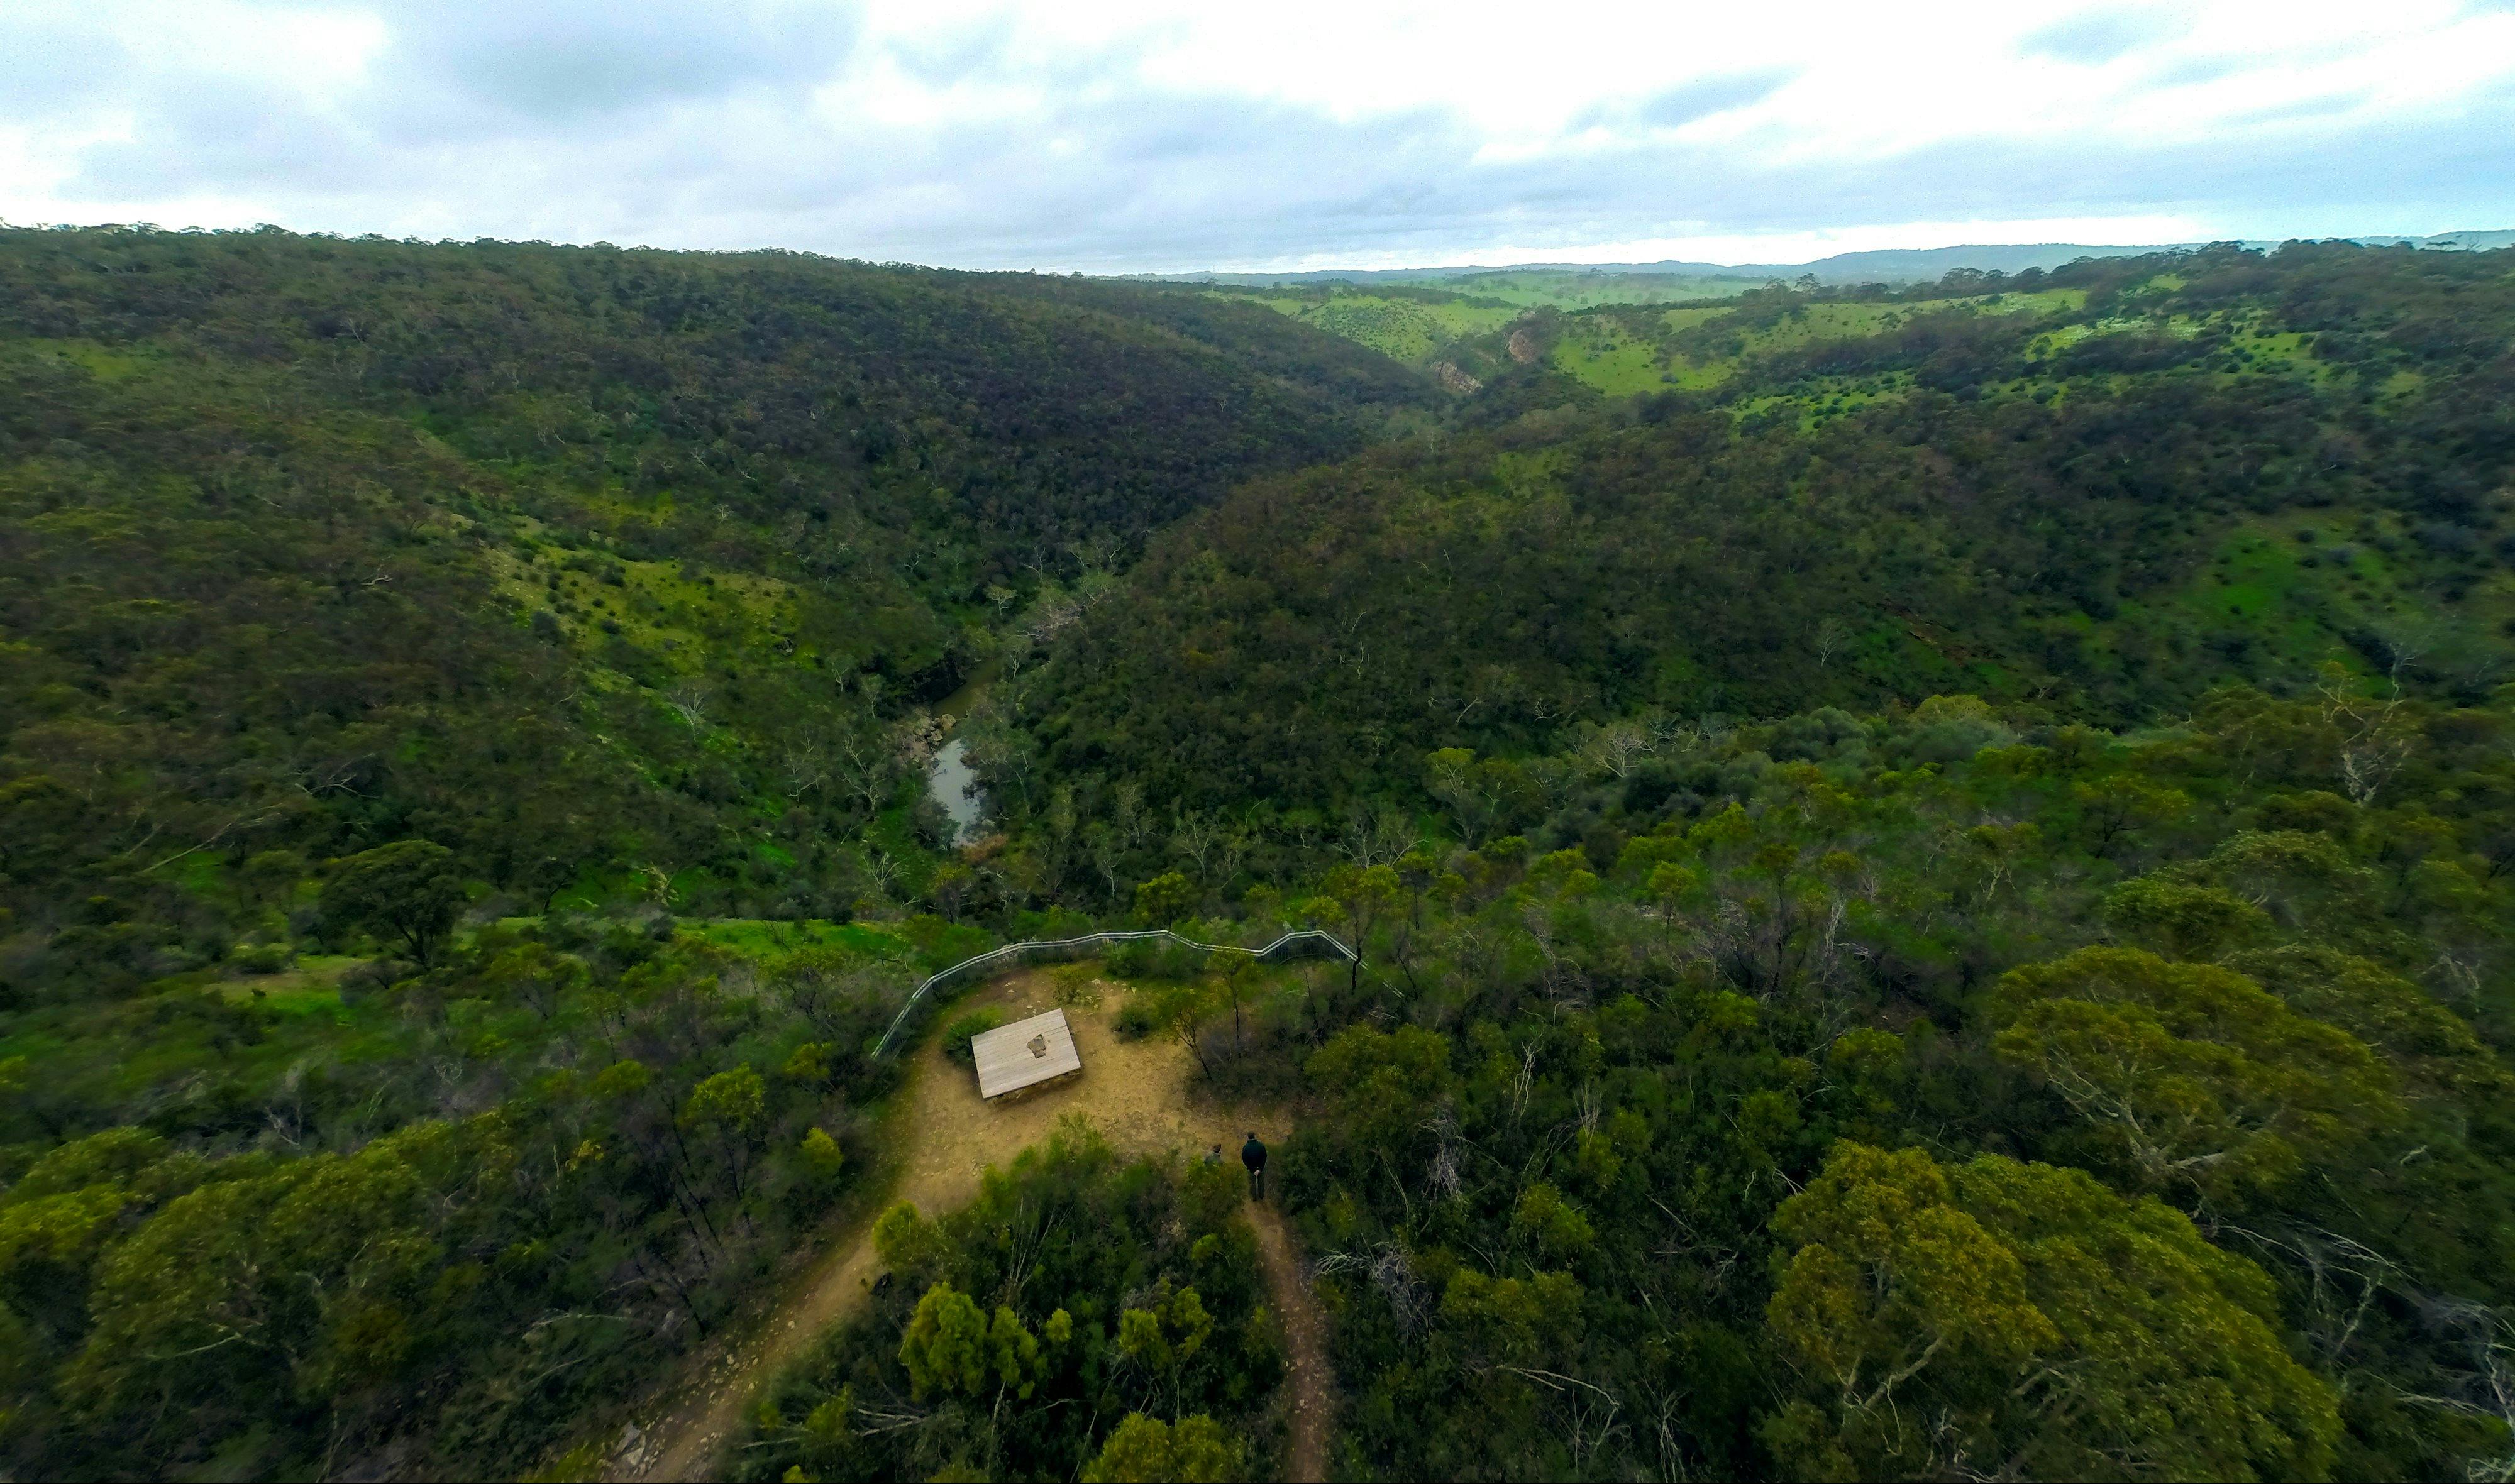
[4,217,2507,280]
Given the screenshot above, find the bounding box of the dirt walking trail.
[611,969,1335,1483]
[1244,1200,1334,1482]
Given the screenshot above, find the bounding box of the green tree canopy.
[321,841,467,965]
[1990,947,2400,1199]
[1080,1413,1242,1483]
[1769,1141,2341,1482]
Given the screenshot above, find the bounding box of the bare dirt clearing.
[616,968,1334,1483]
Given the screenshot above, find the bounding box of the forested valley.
[3,228,2513,1482]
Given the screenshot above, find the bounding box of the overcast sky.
[3,0,2511,272]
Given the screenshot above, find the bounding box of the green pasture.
[2144,511,2515,686]
[1428,270,1769,309]
[484,539,804,673]
[1547,322,1685,395]
[1727,374,1918,432]
[1220,289,1518,363]
[1541,289,2089,397]
[1,962,401,1113]
[1215,279,2101,397]
[21,337,157,383]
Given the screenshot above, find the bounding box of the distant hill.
[1051,240,2515,813]
[1152,229,2515,287]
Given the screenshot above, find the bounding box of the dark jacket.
[1241,1136,1268,1172]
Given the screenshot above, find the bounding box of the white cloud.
[1,0,2508,270]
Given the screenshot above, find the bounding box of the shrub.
[942,1006,1004,1065]
[231,943,292,975]
[1113,997,1159,1041]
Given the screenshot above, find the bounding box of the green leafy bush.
[1111,998,1158,1041]
[941,1006,1005,1065]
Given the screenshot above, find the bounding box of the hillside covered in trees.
[3,230,2514,1481]
[1023,245,2515,820]
[0,226,1429,959]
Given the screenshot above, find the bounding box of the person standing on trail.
[1242,1131,1268,1201]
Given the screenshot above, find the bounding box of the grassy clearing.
[683,917,906,959]
[1213,272,1777,369]
[1542,290,2087,397]
[1207,272,1769,364]
[2141,510,2515,688]
[2026,310,2212,357]
[1548,322,1683,395]
[1429,270,1769,310]
[484,539,806,672]
[215,954,363,1007]
[0,915,929,1130]
[1213,280,2097,398]
[480,915,911,961]
[1547,287,2358,409]
[0,969,400,1110]
[1729,374,1918,431]
[23,337,157,382]
[1220,290,1520,363]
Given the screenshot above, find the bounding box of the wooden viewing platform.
[970,1008,1082,1099]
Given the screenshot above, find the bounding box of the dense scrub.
[0,918,926,1477]
[735,1127,1280,1483]
[0,228,1426,564]
[1237,688,2515,1480]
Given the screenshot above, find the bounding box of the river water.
[926,737,986,845]
[922,663,997,846]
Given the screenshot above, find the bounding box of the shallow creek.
[922,664,995,845]
[925,737,985,845]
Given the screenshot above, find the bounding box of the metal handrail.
[871,926,1357,1058]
